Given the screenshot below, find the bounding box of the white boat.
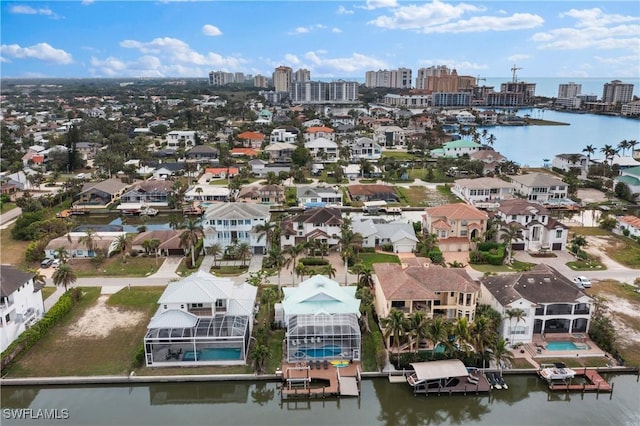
[538,363,576,381]
[140,207,158,216]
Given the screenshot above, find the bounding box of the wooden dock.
[546,369,613,393]
[280,361,361,399]
[411,373,492,395]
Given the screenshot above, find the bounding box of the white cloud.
[288,24,327,35]
[10,5,61,18]
[362,0,398,11]
[0,43,73,64]
[202,24,222,36]
[284,54,300,65]
[332,28,342,33]
[417,59,488,72]
[561,8,638,28]
[508,54,530,62]
[302,51,388,75]
[336,6,354,15]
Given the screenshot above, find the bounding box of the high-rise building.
[272,66,293,93]
[293,68,311,83]
[364,68,411,88]
[602,80,634,103]
[328,80,359,102]
[499,82,537,104]
[558,82,582,98]
[291,81,326,103]
[208,71,234,86]
[253,75,269,88]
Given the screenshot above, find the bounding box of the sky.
[1,0,639,80]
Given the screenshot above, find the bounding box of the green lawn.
[0,226,30,267]
[470,260,536,273]
[607,239,640,269]
[74,256,161,277]
[175,255,205,276]
[357,252,401,269]
[107,286,165,310]
[41,286,57,300]
[566,259,606,271]
[381,151,417,160]
[211,265,249,276]
[0,202,17,213]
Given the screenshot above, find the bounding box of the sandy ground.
[599,294,640,347]
[67,295,146,339]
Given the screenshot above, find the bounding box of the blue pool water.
[182,348,242,361]
[546,341,589,351]
[294,345,343,359]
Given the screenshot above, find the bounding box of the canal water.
[2,374,638,426]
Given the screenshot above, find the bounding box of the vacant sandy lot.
[67,295,146,338]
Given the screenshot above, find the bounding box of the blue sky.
[1,1,639,80]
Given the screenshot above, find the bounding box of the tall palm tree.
[582,144,596,169]
[408,311,429,354]
[180,218,204,267]
[254,221,277,248]
[115,234,133,261]
[265,247,286,288]
[236,242,252,267]
[505,308,526,347]
[500,222,523,264]
[600,144,617,166]
[628,140,638,157]
[617,139,630,156]
[452,317,472,358]
[382,309,409,365]
[207,243,223,268]
[52,263,76,292]
[294,261,307,283]
[321,263,337,279]
[471,316,496,368]
[426,317,449,359]
[283,242,305,285]
[491,338,515,371]
[79,228,101,257]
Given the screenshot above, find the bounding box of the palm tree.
[52,263,76,292]
[491,338,515,370]
[452,317,472,358]
[283,242,305,285]
[471,316,496,368]
[382,309,409,365]
[628,140,638,157]
[358,266,374,289]
[79,228,101,257]
[207,243,223,268]
[618,139,630,156]
[600,144,617,166]
[236,242,252,268]
[54,247,70,264]
[265,247,286,288]
[582,144,596,171]
[30,268,47,288]
[249,343,271,374]
[505,308,526,347]
[180,218,204,268]
[321,263,337,279]
[294,261,307,282]
[114,234,133,261]
[426,317,449,359]
[408,311,429,354]
[261,286,280,322]
[500,222,523,264]
[254,221,277,248]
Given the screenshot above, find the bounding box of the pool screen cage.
[285,313,361,362]
[144,315,250,366]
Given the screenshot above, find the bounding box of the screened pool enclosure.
[285,313,361,362]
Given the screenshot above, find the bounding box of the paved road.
[0,207,22,229]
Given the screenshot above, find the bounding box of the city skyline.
[1,1,638,80]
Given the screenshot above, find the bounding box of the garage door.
[552,243,563,251]
[512,243,525,251]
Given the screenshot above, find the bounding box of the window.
[191,303,203,308]
[511,215,517,220]
[556,229,563,238]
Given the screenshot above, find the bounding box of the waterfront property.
[352,218,418,253]
[73,178,132,208]
[280,207,343,250]
[203,203,271,254]
[508,172,568,203]
[451,177,516,209]
[0,265,45,352]
[422,203,488,252]
[480,264,593,347]
[143,271,257,367]
[277,275,361,363]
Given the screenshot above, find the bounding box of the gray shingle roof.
[204,203,270,220]
[0,265,35,297]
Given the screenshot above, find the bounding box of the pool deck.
[528,334,606,359]
[279,361,362,399]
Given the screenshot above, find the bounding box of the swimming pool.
[546,341,590,351]
[294,345,343,359]
[182,347,242,361]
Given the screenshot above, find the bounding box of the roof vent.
[527,278,535,284]
[543,277,551,283]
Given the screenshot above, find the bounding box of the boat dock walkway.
[547,369,613,393]
[280,361,362,399]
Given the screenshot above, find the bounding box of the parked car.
[40,258,54,268]
[51,259,61,268]
[572,276,592,288]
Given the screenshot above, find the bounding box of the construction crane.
[476,75,486,86]
[511,64,523,83]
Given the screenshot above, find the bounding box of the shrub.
[298,257,329,266]
[132,344,146,369]
[622,228,630,237]
[380,243,394,252]
[25,239,50,262]
[129,250,139,257]
[428,247,444,264]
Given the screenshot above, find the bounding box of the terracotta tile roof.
[431,219,451,230]
[619,215,640,229]
[306,126,334,133]
[231,148,257,157]
[425,203,488,220]
[498,199,550,216]
[205,167,239,175]
[237,131,264,140]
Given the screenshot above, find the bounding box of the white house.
[430,139,482,158]
[552,154,589,177]
[184,185,230,203]
[269,128,298,144]
[0,266,45,352]
[203,203,271,254]
[143,271,257,367]
[451,177,516,209]
[455,111,475,124]
[264,142,297,162]
[614,166,640,196]
[353,218,418,253]
[508,172,568,203]
[278,275,361,362]
[350,137,382,161]
[297,185,343,208]
[480,264,593,346]
[166,130,197,149]
[304,126,335,142]
[280,207,343,249]
[304,138,339,163]
[495,199,569,252]
[616,215,640,238]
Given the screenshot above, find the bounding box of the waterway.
[481,109,640,168]
[1,374,638,426]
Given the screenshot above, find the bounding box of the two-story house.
[495,199,569,252]
[480,264,593,346]
[353,218,418,253]
[305,138,339,163]
[166,130,197,149]
[264,142,297,162]
[120,180,173,208]
[350,137,382,161]
[296,185,343,208]
[203,203,271,254]
[552,154,589,177]
[451,177,516,209]
[269,128,298,144]
[509,172,568,203]
[236,131,265,149]
[0,265,45,352]
[304,126,335,143]
[237,184,285,205]
[280,207,343,249]
[373,125,406,148]
[74,178,132,208]
[422,203,488,252]
[469,149,507,175]
[430,139,483,158]
[143,271,257,367]
[373,259,480,326]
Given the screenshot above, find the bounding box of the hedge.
[1,289,80,373]
[474,242,506,265]
[298,257,329,266]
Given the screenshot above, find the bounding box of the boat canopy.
[409,360,469,382]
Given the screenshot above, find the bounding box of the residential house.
[253,163,292,178]
[495,199,569,251]
[430,139,482,158]
[297,185,343,208]
[305,138,339,163]
[237,131,265,149]
[422,203,488,252]
[120,180,173,208]
[477,110,498,125]
[264,142,297,162]
[347,184,399,203]
[0,266,45,352]
[166,130,197,149]
[203,203,271,254]
[230,148,257,158]
[373,126,406,148]
[249,159,268,176]
[237,184,285,205]
[255,109,273,124]
[184,185,230,203]
[204,167,239,179]
[186,145,218,161]
[469,149,507,175]
[74,178,132,208]
[143,271,257,367]
[614,166,640,196]
[45,232,123,258]
[280,207,343,249]
[152,162,184,180]
[353,218,418,253]
[616,215,640,238]
[301,118,324,128]
[350,137,382,161]
[304,126,335,142]
[552,154,588,177]
[456,111,475,124]
[132,230,187,256]
[269,128,298,144]
[278,275,361,362]
[509,172,568,203]
[373,258,480,323]
[480,264,593,345]
[452,177,516,209]
[75,142,100,161]
[330,115,356,127]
